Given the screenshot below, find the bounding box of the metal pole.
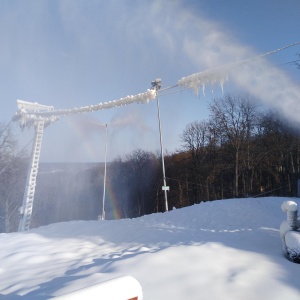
[156,95,169,211]
[152,78,169,212]
[101,124,108,220]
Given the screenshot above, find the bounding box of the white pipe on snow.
[54,275,143,300]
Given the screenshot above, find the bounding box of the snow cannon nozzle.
[151,78,162,91]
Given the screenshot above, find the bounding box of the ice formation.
[13,100,58,128]
[178,67,229,96]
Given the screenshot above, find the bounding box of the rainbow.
[104,178,123,220]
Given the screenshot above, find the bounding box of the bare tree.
[0,123,27,232]
[124,149,158,216]
[181,120,217,202]
[209,95,257,197]
[110,149,159,218]
[255,111,300,197]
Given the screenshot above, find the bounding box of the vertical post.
[152,79,169,212]
[101,124,108,220]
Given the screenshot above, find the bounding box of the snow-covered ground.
[1,197,300,299]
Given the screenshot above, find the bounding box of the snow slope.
[1,197,300,299]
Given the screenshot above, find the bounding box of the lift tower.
[14,100,56,232]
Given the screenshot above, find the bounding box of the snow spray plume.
[64,111,154,161]
[57,1,300,151]
[34,164,103,225]
[109,110,155,157]
[111,110,151,132]
[58,116,108,162]
[119,1,300,124]
[158,2,300,123]
[72,116,106,132]
[230,58,300,123]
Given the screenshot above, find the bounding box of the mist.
[145,2,300,124]
[61,109,156,162]
[231,59,300,122]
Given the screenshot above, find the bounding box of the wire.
[17,137,34,157]
[252,185,289,198]
[249,41,300,61]
[165,176,231,194]
[166,176,291,199]
[0,119,13,136]
[280,59,300,66]
[157,86,189,97]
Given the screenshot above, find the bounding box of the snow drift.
[1,197,300,299]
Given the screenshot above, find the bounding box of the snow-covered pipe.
[284,231,300,263]
[14,89,157,128]
[53,275,143,300]
[281,201,298,230]
[280,200,300,257]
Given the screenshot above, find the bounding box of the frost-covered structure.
[14,89,157,232]
[14,89,157,129]
[280,200,300,263]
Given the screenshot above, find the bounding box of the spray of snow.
[142,1,300,124]
[61,108,155,162]
[232,59,300,123]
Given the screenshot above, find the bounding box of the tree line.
[1,93,300,232]
[109,94,300,218]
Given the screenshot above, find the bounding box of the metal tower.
[15,100,56,232]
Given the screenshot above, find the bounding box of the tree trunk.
[235,148,239,197]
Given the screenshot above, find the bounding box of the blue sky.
[1,0,300,162]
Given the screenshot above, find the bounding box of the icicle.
[178,67,229,96]
[191,82,199,95]
[220,79,224,95]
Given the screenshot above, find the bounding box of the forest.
[1,94,300,232]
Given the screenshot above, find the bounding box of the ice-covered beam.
[37,89,156,117]
[17,100,54,112]
[14,89,157,128]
